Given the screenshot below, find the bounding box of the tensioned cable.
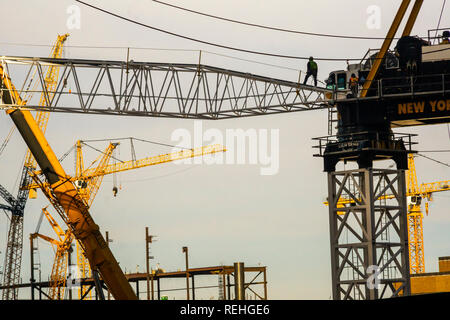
[2,209,11,221]
[448,123,450,142]
[203,50,299,71]
[152,0,419,41]
[4,38,446,59]
[80,142,125,164]
[58,145,75,163]
[104,164,199,183]
[417,153,450,168]
[0,42,199,51]
[0,41,309,72]
[74,0,364,61]
[433,0,447,44]
[80,137,193,150]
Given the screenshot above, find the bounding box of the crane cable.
[151,0,415,41]
[433,0,447,44]
[74,0,365,61]
[418,153,450,168]
[0,127,15,158]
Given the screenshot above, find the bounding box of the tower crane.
[324,154,449,274]
[31,207,74,300]
[0,47,327,299]
[1,59,138,299]
[0,34,68,300]
[406,154,450,274]
[316,0,450,299]
[29,139,225,299]
[1,0,449,300]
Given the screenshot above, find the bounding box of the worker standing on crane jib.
[303,56,318,87]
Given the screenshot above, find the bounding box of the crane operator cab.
[74,179,89,196]
[407,195,422,209]
[74,179,88,189]
[325,63,362,100]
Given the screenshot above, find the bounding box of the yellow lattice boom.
[324,154,449,274]
[31,142,226,299]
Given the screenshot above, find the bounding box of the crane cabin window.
[337,73,347,90]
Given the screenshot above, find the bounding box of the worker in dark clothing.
[303,56,318,86]
[349,73,359,97]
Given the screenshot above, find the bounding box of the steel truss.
[0,56,330,119]
[327,168,410,300]
[0,175,29,300]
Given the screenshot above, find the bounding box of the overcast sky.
[0,0,449,300]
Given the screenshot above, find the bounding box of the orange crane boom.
[27,139,225,299]
[1,58,138,299]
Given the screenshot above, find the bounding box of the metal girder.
[327,168,410,300]
[0,203,12,211]
[0,56,331,119]
[0,183,16,208]
[2,215,24,300]
[408,210,425,274]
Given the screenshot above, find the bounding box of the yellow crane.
[3,59,138,300]
[1,34,68,300]
[28,139,226,299]
[406,154,449,274]
[31,207,74,300]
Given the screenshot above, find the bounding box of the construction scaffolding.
[7,264,267,300]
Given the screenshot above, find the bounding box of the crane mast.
[326,154,449,275]
[316,0,450,300]
[1,34,68,300]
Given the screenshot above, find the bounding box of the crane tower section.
[315,0,449,299]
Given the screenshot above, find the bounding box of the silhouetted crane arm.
[1,63,137,300]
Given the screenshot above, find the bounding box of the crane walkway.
[0,56,332,119]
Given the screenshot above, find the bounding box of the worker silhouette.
[349,73,359,97]
[441,31,450,44]
[303,56,318,86]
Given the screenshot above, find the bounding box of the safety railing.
[359,49,400,72]
[427,27,450,45]
[312,131,417,157]
[331,73,450,101]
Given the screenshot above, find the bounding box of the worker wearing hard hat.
[303,56,318,86]
[441,31,450,44]
[349,73,359,97]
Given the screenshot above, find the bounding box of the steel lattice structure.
[327,168,411,300]
[0,56,331,119]
[1,35,68,300]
